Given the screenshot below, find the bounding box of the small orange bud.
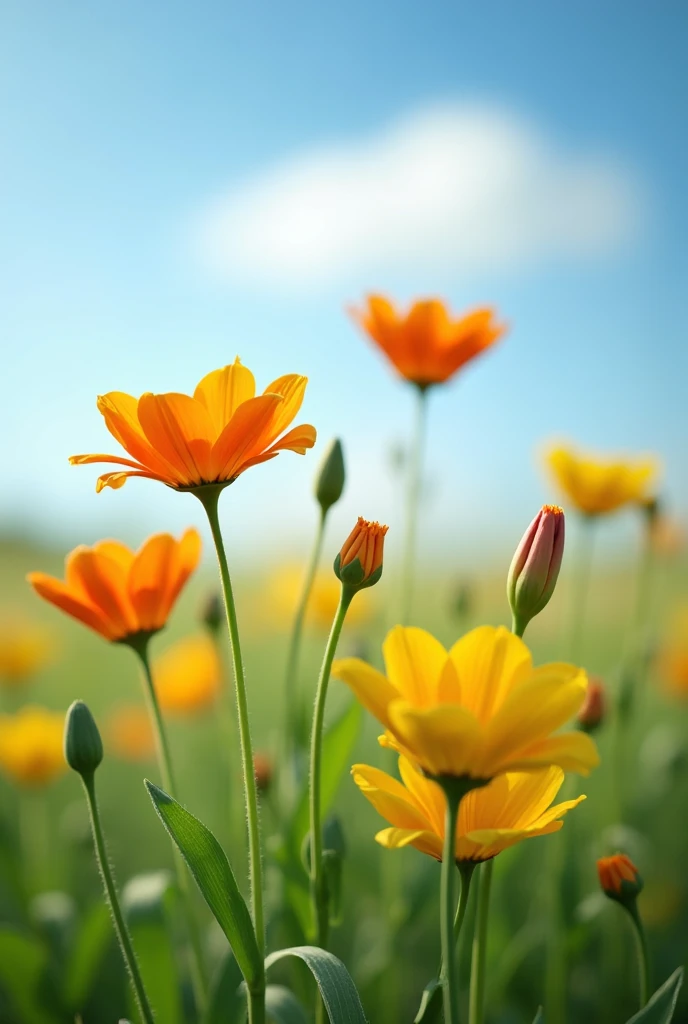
[597,853,643,904]
[578,677,606,732]
[334,518,388,591]
[253,753,272,794]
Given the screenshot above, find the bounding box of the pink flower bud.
[507,505,565,634]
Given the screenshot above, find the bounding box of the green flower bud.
[200,592,223,636]
[315,439,345,514]
[64,700,103,777]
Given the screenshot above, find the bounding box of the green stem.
[132,640,208,1016]
[629,905,651,1008]
[440,796,462,1024]
[455,861,477,942]
[284,509,327,764]
[199,487,265,956]
[82,772,155,1024]
[309,589,353,949]
[469,859,493,1024]
[400,384,429,625]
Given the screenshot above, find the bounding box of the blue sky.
[1,0,686,568]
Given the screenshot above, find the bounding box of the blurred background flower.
[0,706,66,787]
[0,617,54,689]
[153,634,221,714]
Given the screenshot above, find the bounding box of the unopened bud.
[315,439,346,514]
[597,853,643,907]
[64,701,103,777]
[507,505,565,634]
[334,518,388,591]
[200,593,223,636]
[253,753,272,794]
[578,677,606,733]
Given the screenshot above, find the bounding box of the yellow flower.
[107,705,156,761]
[351,296,505,388]
[545,444,658,516]
[28,529,201,643]
[333,625,599,781]
[69,358,316,492]
[154,634,221,714]
[0,706,66,787]
[0,618,54,687]
[269,566,373,629]
[353,755,584,862]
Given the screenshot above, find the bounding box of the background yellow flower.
[545,444,658,516]
[268,565,374,629]
[0,705,66,786]
[0,617,54,687]
[153,634,221,714]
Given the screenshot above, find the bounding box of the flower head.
[577,676,606,732]
[69,358,316,492]
[0,618,54,687]
[0,706,66,787]
[108,705,156,761]
[507,505,565,633]
[64,701,104,777]
[351,296,505,389]
[353,755,584,863]
[28,529,201,644]
[269,566,374,629]
[154,634,221,714]
[334,517,388,591]
[597,853,644,903]
[545,445,658,516]
[333,625,599,781]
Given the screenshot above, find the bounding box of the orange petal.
[260,375,308,443]
[232,423,317,477]
[27,573,116,640]
[69,453,149,470]
[128,534,178,632]
[137,393,215,486]
[210,393,284,481]
[161,528,202,621]
[95,470,166,492]
[66,549,138,639]
[97,392,181,482]
[194,359,256,438]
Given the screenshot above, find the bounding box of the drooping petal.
[26,574,115,640]
[449,626,532,722]
[95,470,166,492]
[375,827,444,860]
[505,730,600,776]
[387,701,483,778]
[352,764,433,832]
[382,627,452,707]
[193,359,256,438]
[331,657,399,729]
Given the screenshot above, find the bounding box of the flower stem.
[455,861,477,942]
[309,588,353,950]
[132,639,208,1017]
[440,793,462,1024]
[81,772,154,1024]
[400,384,428,625]
[629,905,651,1008]
[199,487,265,955]
[468,858,493,1024]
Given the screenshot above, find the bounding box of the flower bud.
[507,505,565,633]
[200,593,224,636]
[334,518,388,591]
[315,439,346,514]
[578,677,606,733]
[64,701,103,777]
[597,853,643,907]
[253,753,273,794]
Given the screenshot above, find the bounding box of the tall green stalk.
[400,385,429,625]
[629,905,651,1009]
[468,859,494,1024]
[440,796,462,1024]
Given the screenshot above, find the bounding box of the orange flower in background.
[0,706,66,787]
[69,358,316,492]
[27,529,201,643]
[108,705,156,761]
[154,634,221,714]
[545,444,658,516]
[351,296,505,388]
[659,607,688,698]
[0,618,54,687]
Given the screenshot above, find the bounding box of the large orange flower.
[70,358,317,492]
[351,296,505,388]
[27,529,201,643]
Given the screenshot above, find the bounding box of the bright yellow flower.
[154,634,221,714]
[69,358,316,492]
[28,529,200,643]
[353,755,584,862]
[0,619,53,687]
[351,296,505,388]
[269,566,373,629]
[333,625,599,781]
[0,706,66,787]
[107,705,156,761]
[545,444,658,516]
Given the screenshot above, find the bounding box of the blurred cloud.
[194,101,645,293]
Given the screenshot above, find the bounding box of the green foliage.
[63,903,112,1013]
[266,984,309,1023]
[145,781,263,989]
[122,871,183,1024]
[205,949,245,1024]
[265,946,368,1023]
[413,978,443,1023]
[626,968,684,1023]
[533,1009,544,1023]
[0,927,61,1024]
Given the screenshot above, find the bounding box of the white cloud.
[194,101,644,292]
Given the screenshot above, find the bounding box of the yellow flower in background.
[269,566,374,629]
[69,358,316,493]
[353,755,584,862]
[0,706,66,787]
[108,705,156,761]
[0,618,54,687]
[154,634,221,714]
[333,625,599,781]
[545,444,658,516]
[28,529,201,643]
[351,296,505,388]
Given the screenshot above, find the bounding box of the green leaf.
[266,985,308,1023]
[0,927,61,1024]
[145,781,262,988]
[413,979,443,1023]
[265,946,368,1023]
[63,903,112,1012]
[204,948,245,1024]
[291,702,361,851]
[123,871,183,1024]
[626,968,684,1023]
[533,1010,544,1023]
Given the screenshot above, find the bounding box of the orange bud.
[597,853,643,903]
[253,753,272,794]
[578,677,606,732]
[334,518,388,591]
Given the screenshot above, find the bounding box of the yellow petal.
[331,657,398,730]
[382,626,452,707]
[449,626,532,722]
[375,827,443,860]
[506,731,600,776]
[352,764,433,832]
[387,701,483,778]
[193,359,256,438]
[398,756,445,833]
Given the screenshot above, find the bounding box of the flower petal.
[138,393,215,486]
[97,392,181,482]
[193,359,256,438]
[66,549,138,639]
[260,375,309,443]
[331,657,398,730]
[382,626,452,707]
[352,763,433,832]
[398,756,445,834]
[210,393,284,481]
[387,701,483,778]
[505,730,600,776]
[26,573,114,640]
[449,626,532,722]
[375,827,443,860]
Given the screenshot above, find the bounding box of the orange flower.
[69,358,316,492]
[108,705,156,761]
[153,634,221,714]
[659,606,688,698]
[597,853,643,900]
[351,296,505,388]
[335,517,388,590]
[27,529,201,643]
[0,706,66,787]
